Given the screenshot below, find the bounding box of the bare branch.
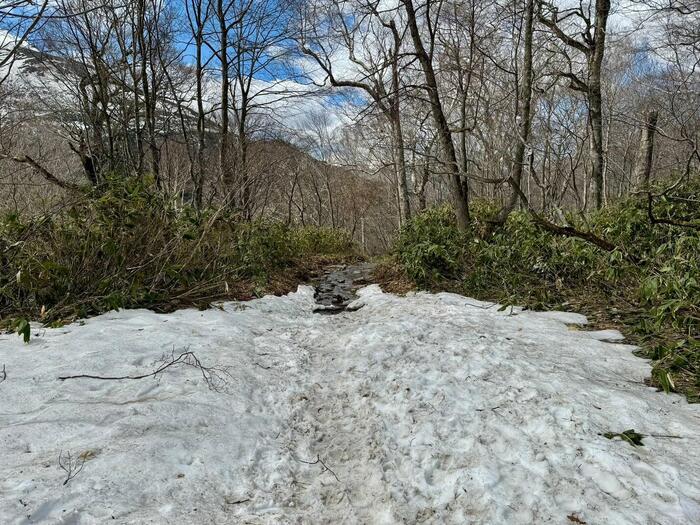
[0,154,83,192]
[57,349,234,393]
[58,450,86,486]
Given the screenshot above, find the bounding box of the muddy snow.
[1,285,700,524]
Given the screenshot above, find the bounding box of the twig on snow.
[225,497,251,505]
[475,405,501,412]
[57,349,233,392]
[58,450,86,486]
[294,454,341,483]
[0,364,6,383]
[318,456,341,483]
[293,452,352,505]
[295,455,320,465]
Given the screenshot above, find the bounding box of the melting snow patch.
[1,286,699,524]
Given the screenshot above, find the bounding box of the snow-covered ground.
[1,286,700,524]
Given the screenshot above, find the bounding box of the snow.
[1,285,700,524]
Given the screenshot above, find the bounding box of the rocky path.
[310,262,376,314]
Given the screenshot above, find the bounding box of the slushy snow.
[1,285,699,524]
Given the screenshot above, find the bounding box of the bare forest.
[0,0,696,245]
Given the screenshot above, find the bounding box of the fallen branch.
[58,349,232,392]
[645,192,700,231]
[509,181,619,252]
[59,450,86,486]
[488,173,626,255]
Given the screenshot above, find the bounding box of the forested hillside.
[1,0,695,224]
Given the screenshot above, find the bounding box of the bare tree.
[400,0,471,229]
[299,0,414,224]
[183,0,212,207]
[227,0,293,217]
[539,0,611,210]
[495,0,535,223]
[0,0,51,85]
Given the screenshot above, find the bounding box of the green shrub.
[0,176,357,322]
[291,226,355,256]
[394,184,700,400]
[233,220,296,276]
[394,205,467,285]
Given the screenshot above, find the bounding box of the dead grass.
[372,260,416,295]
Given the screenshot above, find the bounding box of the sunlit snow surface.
[1,285,699,524]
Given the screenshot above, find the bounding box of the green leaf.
[654,369,676,394]
[14,318,30,344]
[603,429,645,447]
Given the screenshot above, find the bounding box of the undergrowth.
[392,184,700,402]
[0,176,357,326]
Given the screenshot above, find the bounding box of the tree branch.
[58,350,233,393]
[0,154,83,192]
[646,192,700,230]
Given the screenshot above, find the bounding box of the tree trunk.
[418,156,429,211]
[238,113,251,219]
[194,18,205,209]
[401,0,469,229]
[391,115,411,224]
[588,0,610,210]
[218,0,232,197]
[634,110,658,189]
[496,0,534,224]
[138,7,160,186]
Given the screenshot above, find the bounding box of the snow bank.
[1,286,699,523]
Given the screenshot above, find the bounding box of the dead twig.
[58,450,86,486]
[475,405,501,412]
[317,456,341,483]
[292,452,353,506]
[57,349,233,393]
[294,454,341,483]
[0,364,6,383]
[295,455,321,465]
[225,497,251,505]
